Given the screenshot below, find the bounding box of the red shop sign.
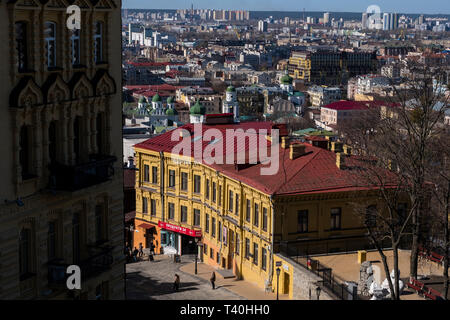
[158,221,202,237]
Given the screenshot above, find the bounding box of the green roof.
[189,100,206,115]
[226,86,236,92]
[152,93,162,102]
[293,91,304,97]
[167,96,175,104]
[138,96,147,103]
[166,108,177,116]
[280,74,293,84]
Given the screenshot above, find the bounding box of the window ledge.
[47,66,63,72]
[72,64,87,70]
[18,69,36,75]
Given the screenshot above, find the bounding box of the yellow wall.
[134,147,389,296]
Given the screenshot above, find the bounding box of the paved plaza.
[126,254,289,300]
[125,254,244,300]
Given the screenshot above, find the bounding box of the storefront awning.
[158,221,202,237]
[138,222,155,230]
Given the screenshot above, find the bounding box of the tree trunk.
[379,249,396,300]
[443,181,449,300]
[410,205,420,279]
[393,244,400,300]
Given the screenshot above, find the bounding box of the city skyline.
[122,0,450,15]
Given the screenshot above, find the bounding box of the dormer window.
[44,22,57,68]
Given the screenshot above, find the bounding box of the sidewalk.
[179,262,290,300]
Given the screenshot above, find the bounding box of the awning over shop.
[138,222,156,230]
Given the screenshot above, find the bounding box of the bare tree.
[340,59,449,283]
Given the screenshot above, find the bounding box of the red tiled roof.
[134,122,395,196]
[321,101,368,111]
[126,61,185,67]
[125,84,183,92]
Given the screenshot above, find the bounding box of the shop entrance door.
[181,236,197,255]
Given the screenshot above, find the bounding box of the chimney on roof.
[281,136,290,149]
[289,143,306,160]
[128,156,135,168]
[331,141,343,153]
[343,144,352,155]
[180,129,191,138]
[336,152,346,169]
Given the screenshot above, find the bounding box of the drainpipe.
[267,195,275,291]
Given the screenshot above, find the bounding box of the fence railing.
[279,241,360,300]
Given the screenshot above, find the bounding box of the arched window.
[70,29,80,66]
[94,21,103,63]
[19,125,33,179]
[96,112,104,154]
[19,228,32,278]
[15,21,28,71]
[44,21,57,68]
[48,121,58,164]
[72,212,80,264]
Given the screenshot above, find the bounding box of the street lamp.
[316,285,321,300]
[276,267,281,300]
[194,238,198,275]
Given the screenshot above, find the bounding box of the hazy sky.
[122,0,450,15]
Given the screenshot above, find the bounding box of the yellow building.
[0,0,124,299]
[132,118,395,297]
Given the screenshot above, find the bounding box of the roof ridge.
[273,145,324,195]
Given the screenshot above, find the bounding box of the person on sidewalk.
[173,274,180,292]
[210,271,216,290]
[138,243,143,258]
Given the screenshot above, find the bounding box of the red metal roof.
[321,101,368,111]
[134,122,395,196]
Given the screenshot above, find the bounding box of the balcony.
[47,246,114,287]
[49,154,116,191]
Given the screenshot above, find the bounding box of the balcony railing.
[49,154,116,191]
[47,246,114,287]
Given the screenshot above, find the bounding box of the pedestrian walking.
[173,274,180,292]
[132,247,139,262]
[138,243,143,258]
[210,271,216,290]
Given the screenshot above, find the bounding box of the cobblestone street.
[125,254,244,300]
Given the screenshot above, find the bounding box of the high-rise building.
[258,20,268,32]
[288,50,377,86]
[0,0,124,299]
[383,12,390,30]
[284,17,290,26]
[323,12,330,26]
[361,12,368,29]
[419,14,424,25]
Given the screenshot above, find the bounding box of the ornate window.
[96,113,104,154]
[44,22,57,68]
[15,21,28,71]
[19,125,33,180]
[71,29,81,66]
[94,21,103,63]
[19,228,32,278]
[73,117,81,163]
[48,121,58,164]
